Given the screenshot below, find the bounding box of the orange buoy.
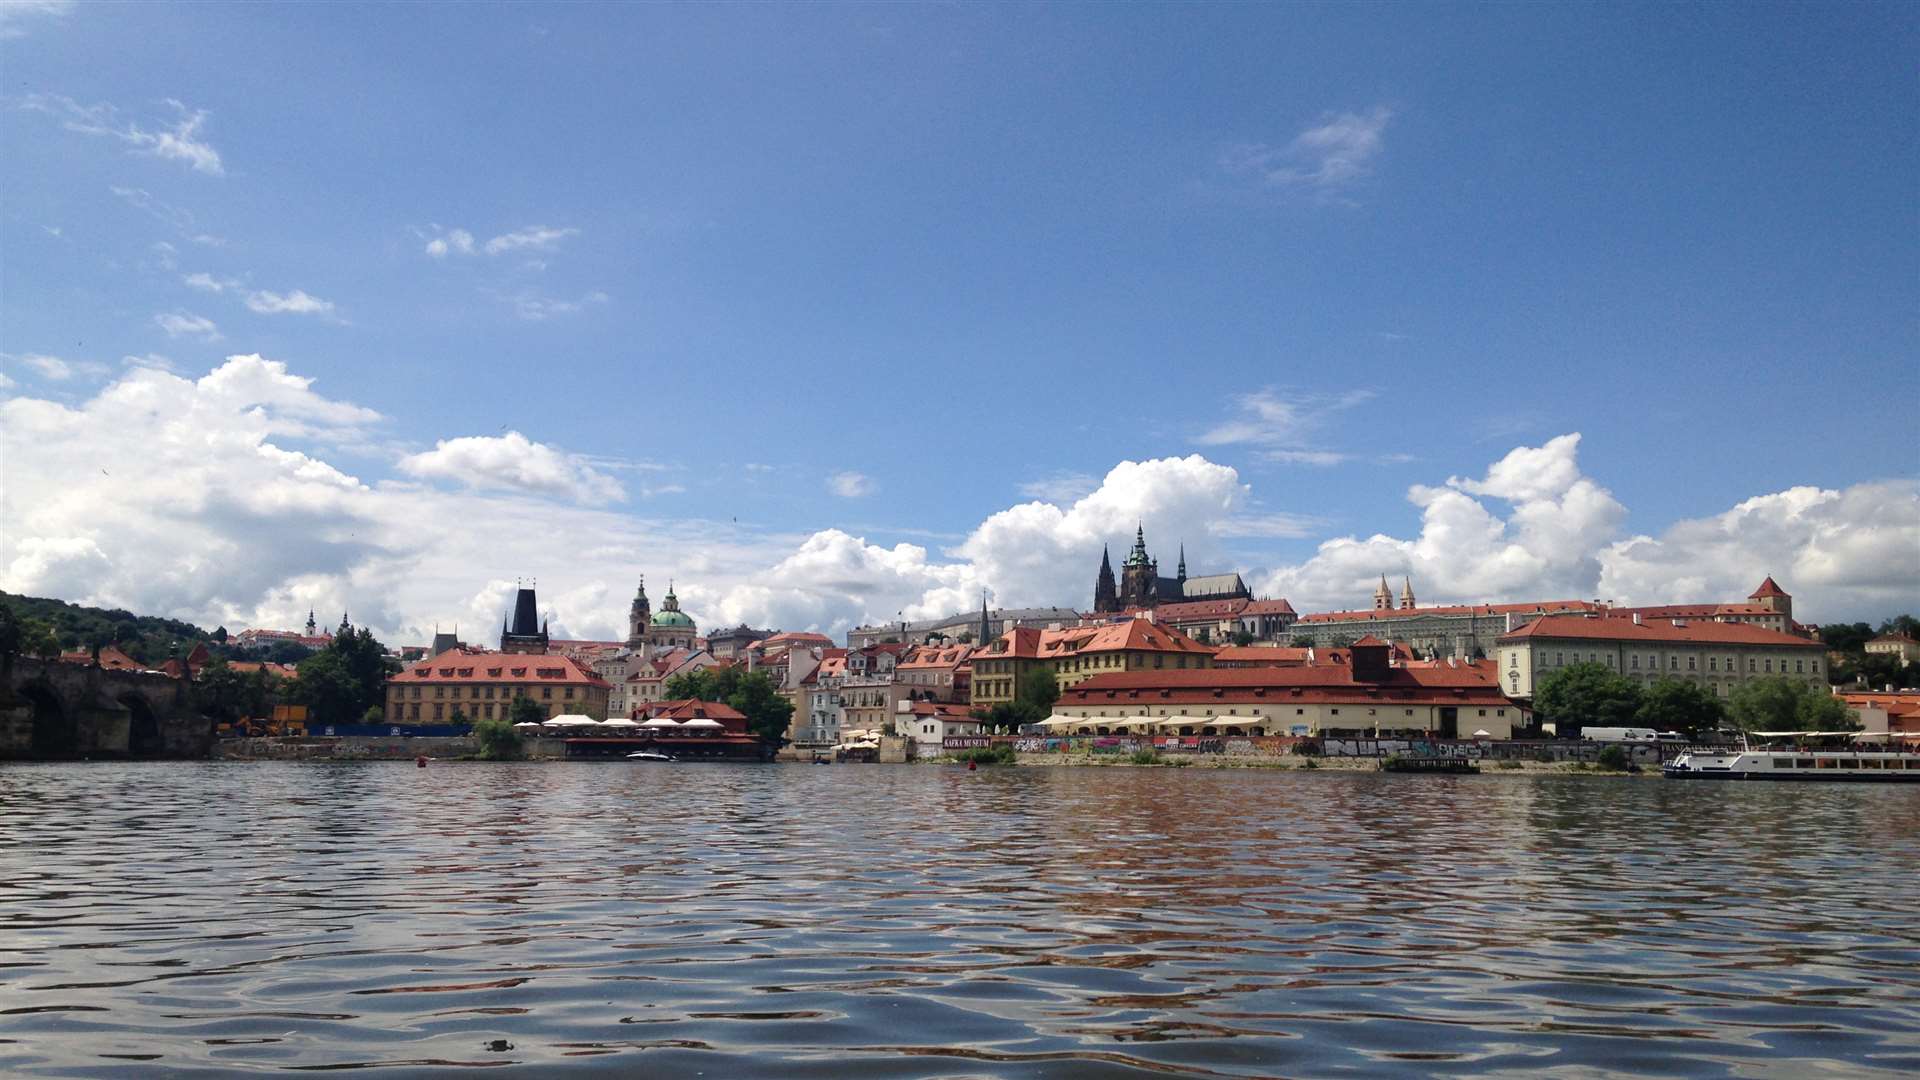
[416,756,427,768]
[968,760,977,771]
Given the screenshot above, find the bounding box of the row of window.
[1065,706,1509,718]
[399,683,581,700]
[1528,651,1817,675]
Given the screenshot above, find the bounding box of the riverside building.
[1495,613,1826,701]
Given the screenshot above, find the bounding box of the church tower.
[1400,576,1416,610]
[304,609,317,637]
[1119,524,1160,610]
[1373,575,1395,611]
[1177,544,1187,585]
[501,582,550,654]
[978,592,992,645]
[1094,546,1118,613]
[627,576,651,651]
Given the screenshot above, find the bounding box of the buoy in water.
[968,760,977,771]
[416,756,428,768]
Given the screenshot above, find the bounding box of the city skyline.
[2,4,1916,642]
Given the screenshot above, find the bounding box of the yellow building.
[1497,615,1824,701]
[386,648,611,723]
[970,619,1215,708]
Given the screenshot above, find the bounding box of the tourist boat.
[624,750,676,763]
[1663,741,1920,782]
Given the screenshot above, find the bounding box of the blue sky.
[3,3,1916,640]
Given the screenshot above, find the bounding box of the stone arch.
[20,679,75,758]
[121,693,164,757]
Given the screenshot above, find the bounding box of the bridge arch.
[121,693,164,757]
[19,679,76,758]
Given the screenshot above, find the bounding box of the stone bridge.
[1,656,213,760]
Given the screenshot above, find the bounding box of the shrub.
[1496,759,1523,770]
[1595,745,1631,771]
[956,744,1016,766]
[1298,756,1320,770]
[1128,748,1161,766]
[470,715,524,761]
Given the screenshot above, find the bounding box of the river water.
[1,762,1916,1078]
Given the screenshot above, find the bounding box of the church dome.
[651,609,694,628]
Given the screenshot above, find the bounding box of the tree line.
[1532,662,1854,738]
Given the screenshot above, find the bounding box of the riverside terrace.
[516,699,773,760]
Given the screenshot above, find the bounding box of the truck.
[1580,726,1658,742]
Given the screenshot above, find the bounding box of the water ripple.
[1,762,1917,1076]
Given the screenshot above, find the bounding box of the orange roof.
[1351,634,1387,647]
[1151,598,1249,620]
[647,698,747,722]
[903,701,977,721]
[899,644,976,669]
[1870,633,1919,645]
[1606,604,1780,620]
[1210,646,1313,665]
[762,631,834,647]
[1244,599,1298,616]
[389,647,612,688]
[1300,600,1600,623]
[1063,663,1510,707]
[59,645,144,670]
[1498,615,1820,648]
[1035,619,1212,660]
[1749,576,1790,599]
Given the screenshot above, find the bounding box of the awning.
[639,717,681,728]
[681,718,724,729]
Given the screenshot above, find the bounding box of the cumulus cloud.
[4,357,1909,651]
[1256,434,1627,612]
[23,95,224,175]
[828,471,875,498]
[399,431,624,504]
[154,311,221,340]
[245,288,335,316]
[1221,106,1392,194]
[1599,481,1920,623]
[424,227,476,258]
[184,272,241,293]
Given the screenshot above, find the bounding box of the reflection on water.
[1,762,1917,1077]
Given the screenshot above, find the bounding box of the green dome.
[651,609,694,628]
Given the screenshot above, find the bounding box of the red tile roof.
[763,631,834,647]
[903,701,978,722]
[1036,619,1212,659]
[389,648,613,688]
[1300,600,1600,623]
[1063,662,1510,707]
[899,644,976,669]
[1244,599,1298,616]
[1210,646,1313,665]
[1749,576,1790,599]
[1498,615,1821,648]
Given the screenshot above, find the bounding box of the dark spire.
[979,591,991,644]
[1177,543,1187,581]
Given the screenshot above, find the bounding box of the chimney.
[1632,612,1642,625]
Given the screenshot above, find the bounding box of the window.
[1709,657,1717,672]
[564,687,575,700]
[1795,660,1804,673]
[1556,652,1564,665]
[1631,655,1639,670]
[1331,708,1340,715]
[542,687,553,699]
[434,686,445,698]
[1763,658,1772,673]
[1748,658,1756,672]
[1688,656,1696,671]
[432,703,443,720]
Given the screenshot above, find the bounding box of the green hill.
[0,592,217,665]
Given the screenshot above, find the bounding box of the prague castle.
[1093,525,1250,613]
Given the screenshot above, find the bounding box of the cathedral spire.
[979,591,991,645]
[1400,575,1416,610]
[1374,574,1394,612]
[1177,543,1187,582]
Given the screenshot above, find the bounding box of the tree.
[1290,635,1316,648]
[198,657,274,722]
[212,626,228,644]
[291,622,391,727]
[471,715,524,760]
[448,706,469,726]
[1729,677,1858,733]
[1018,667,1059,719]
[1879,615,1920,639]
[1533,662,1643,733]
[1635,678,1727,738]
[1231,630,1256,647]
[362,705,384,725]
[1819,622,1876,655]
[957,632,974,644]
[661,666,793,745]
[509,695,547,727]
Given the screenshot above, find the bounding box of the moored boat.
[625,750,676,763]
[1664,745,1920,782]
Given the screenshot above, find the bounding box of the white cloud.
[828,471,876,498]
[122,353,179,373]
[184,272,240,293]
[1256,434,1628,613]
[1198,388,1381,465]
[0,1,74,40]
[399,431,624,504]
[484,225,579,255]
[424,227,476,258]
[24,95,224,175]
[154,312,221,340]
[0,371,12,390]
[505,289,607,321]
[1018,470,1099,504]
[422,224,577,258]
[3,358,1908,651]
[245,288,335,316]
[1222,106,1392,193]
[18,353,72,380]
[1600,481,1920,623]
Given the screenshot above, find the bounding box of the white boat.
[1664,742,1920,782]
[624,751,676,763]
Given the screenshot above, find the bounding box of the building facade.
[1496,614,1826,702]
[386,647,611,723]
[1054,638,1521,739]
